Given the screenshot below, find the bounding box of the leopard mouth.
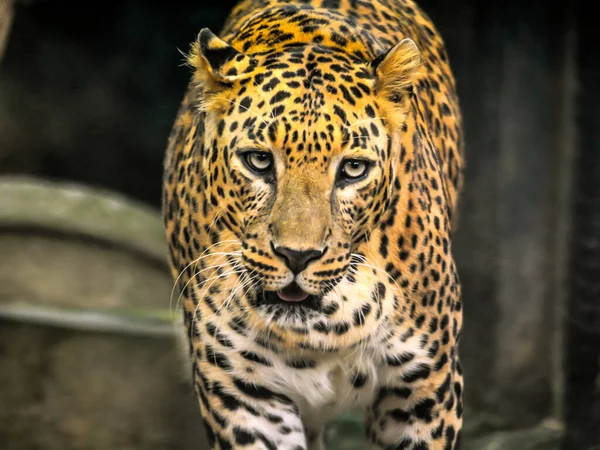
[260,282,320,310]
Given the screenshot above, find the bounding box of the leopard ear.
[187,28,255,109]
[371,38,421,124]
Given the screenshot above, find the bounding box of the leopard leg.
[305,426,327,450]
[191,357,308,450]
[365,362,463,450]
[183,301,308,450]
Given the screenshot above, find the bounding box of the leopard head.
[183,21,420,347]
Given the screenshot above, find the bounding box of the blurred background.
[0,0,598,449]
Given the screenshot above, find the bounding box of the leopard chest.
[242,333,430,427]
[254,350,380,425]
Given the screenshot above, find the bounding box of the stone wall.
[0,176,208,449]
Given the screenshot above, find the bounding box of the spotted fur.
[163,1,464,449]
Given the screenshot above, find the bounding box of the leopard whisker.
[172,251,243,315]
[214,264,258,317]
[169,240,240,314]
[189,262,245,342]
[179,258,243,321]
[209,274,253,348]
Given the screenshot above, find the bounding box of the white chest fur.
[260,350,380,427]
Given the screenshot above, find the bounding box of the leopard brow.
[235,146,273,156]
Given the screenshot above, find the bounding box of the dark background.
[0,0,598,448]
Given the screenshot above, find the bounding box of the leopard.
[162,0,464,449]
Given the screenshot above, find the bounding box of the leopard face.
[185,25,420,341]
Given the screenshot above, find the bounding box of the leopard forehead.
[228,4,382,57]
[224,47,378,124]
[211,54,392,168]
[189,4,422,161]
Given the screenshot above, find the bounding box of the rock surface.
[0,0,12,60]
[0,176,206,449]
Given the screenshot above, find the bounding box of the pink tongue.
[276,288,309,302]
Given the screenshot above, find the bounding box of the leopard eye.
[243,151,273,174]
[338,159,371,182]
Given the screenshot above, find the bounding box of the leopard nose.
[271,245,325,275]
